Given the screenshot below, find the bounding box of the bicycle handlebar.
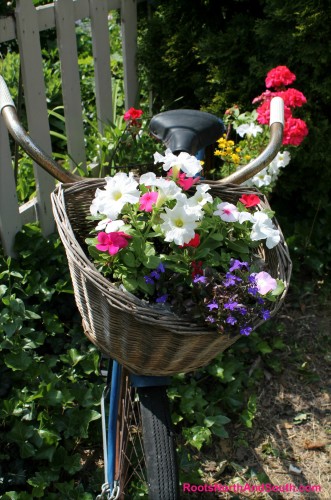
[0,75,284,185]
[0,76,79,183]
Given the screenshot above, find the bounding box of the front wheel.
[138,385,179,499]
[115,372,179,499]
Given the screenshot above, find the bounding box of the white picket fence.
[0,0,139,255]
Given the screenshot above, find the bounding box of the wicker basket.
[51,178,292,376]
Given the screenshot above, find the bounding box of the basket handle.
[0,75,80,183]
[214,96,284,185]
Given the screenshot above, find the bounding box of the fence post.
[15,0,55,237]
[54,0,87,170]
[0,116,22,256]
[121,0,138,109]
[90,0,113,133]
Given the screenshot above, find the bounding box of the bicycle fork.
[97,360,171,499]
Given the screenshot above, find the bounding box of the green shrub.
[138,0,331,284]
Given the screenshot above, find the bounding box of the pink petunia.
[265,66,296,89]
[177,172,200,190]
[254,271,277,295]
[213,202,239,222]
[96,231,132,255]
[139,191,158,212]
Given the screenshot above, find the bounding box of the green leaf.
[65,408,101,438]
[271,279,285,297]
[256,340,272,354]
[226,240,250,253]
[25,310,42,320]
[121,251,136,267]
[0,284,8,298]
[144,255,161,269]
[137,276,154,294]
[204,414,231,427]
[122,276,138,292]
[183,425,211,450]
[4,351,33,371]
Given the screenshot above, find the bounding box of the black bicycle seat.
[149,109,225,155]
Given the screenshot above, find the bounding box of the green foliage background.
[138,0,331,282]
[1,0,330,496]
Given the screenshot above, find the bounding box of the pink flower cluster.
[96,231,132,255]
[253,66,308,146]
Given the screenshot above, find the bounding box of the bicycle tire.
[114,371,179,499]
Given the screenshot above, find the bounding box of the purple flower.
[206,301,218,311]
[226,316,237,325]
[144,276,154,284]
[223,273,242,287]
[238,307,248,316]
[156,294,168,303]
[229,259,249,272]
[206,315,216,323]
[240,326,253,336]
[248,286,258,296]
[248,274,257,284]
[150,270,161,280]
[193,275,208,284]
[157,263,166,273]
[261,309,271,320]
[224,301,238,310]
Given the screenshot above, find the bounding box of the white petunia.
[236,122,263,138]
[187,184,213,208]
[238,211,254,224]
[90,172,140,220]
[154,148,202,177]
[159,204,199,245]
[95,218,125,233]
[139,172,158,186]
[250,168,272,188]
[250,211,280,249]
[213,202,239,222]
[275,150,291,168]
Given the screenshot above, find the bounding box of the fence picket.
[90,0,113,133]
[0,0,140,256]
[15,0,56,237]
[54,0,87,170]
[0,117,21,256]
[121,0,138,109]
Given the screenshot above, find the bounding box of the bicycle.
[0,74,288,499]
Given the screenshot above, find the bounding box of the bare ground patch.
[189,294,331,499]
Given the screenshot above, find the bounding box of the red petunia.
[239,194,261,208]
[181,233,201,248]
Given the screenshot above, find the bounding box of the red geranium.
[283,117,309,146]
[123,107,143,122]
[265,66,296,89]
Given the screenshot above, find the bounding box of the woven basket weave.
[51,178,292,376]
